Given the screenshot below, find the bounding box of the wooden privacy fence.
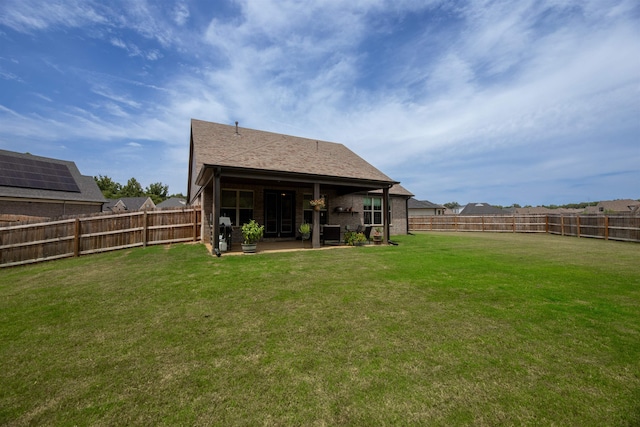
[0,208,202,268]
[409,214,640,243]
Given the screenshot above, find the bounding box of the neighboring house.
[460,202,507,215]
[103,197,156,213]
[515,207,556,215]
[0,149,105,219]
[583,199,640,214]
[408,198,445,217]
[157,197,187,209]
[515,207,583,215]
[187,119,412,250]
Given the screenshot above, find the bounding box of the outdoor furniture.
[219,216,232,251]
[363,226,373,243]
[321,225,341,244]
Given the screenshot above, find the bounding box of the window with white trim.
[221,189,254,226]
[363,196,383,225]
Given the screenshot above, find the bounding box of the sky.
[0,0,638,207]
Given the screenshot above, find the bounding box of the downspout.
[405,197,410,235]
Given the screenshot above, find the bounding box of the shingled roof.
[189,119,397,196]
[408,198,444,209]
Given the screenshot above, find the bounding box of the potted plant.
[241,219,264,253]
[372,227,383,244]
[298,222,311,240]
[345,231,367,246]
[309,197,325,211]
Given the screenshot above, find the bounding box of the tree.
[145,182,169,204]
[120,177,145,198]
[94,175,122,199]
[444,201,461,210]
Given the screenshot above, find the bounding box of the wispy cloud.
[0,0,637,202]
[0,0,107,32]
[173,2,190,26]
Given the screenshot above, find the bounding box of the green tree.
[444,201,461,210]
[120,177,144,198]
[94,175,122,199]
[145,182,169,204]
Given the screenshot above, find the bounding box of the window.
[221,189,254,226]
[303,194,327,225]
[363,196,383,225]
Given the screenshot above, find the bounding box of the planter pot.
[373,236,382,245]
[241,243,257,253]
[301,233,310,240]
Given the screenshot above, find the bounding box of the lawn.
[1,232,639,426]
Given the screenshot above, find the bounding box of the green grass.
[1,232,639,426]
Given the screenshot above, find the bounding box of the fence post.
[576,215,581,238]
[561,215,565,236]
[545,215,549,234]
[604,216,609,240]
[512,215,516,233]
[74,218,80,257]
[143,210,148,247]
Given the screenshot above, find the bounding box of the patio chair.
[363,226,373,243]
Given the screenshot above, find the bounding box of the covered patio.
[187,119,405,256]
[204,238,359,256]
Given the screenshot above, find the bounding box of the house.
[583,199,640,215]
[187,119,412,251]
[0,149,105,219]
[515,207,555,215]
[408,198,446,217]
[103,197,156,213]
[156,197,187,209]
[459,202,507,215]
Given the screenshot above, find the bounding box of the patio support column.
[383,186,390,244]
[212,167,221,255]
[312,182,321,248]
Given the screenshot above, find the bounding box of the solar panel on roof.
[0,154,81,193]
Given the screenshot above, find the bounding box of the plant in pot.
[309,197,325,211]
[298,222,311,241]
[345,231,367,246]
[372,227,383,244]
[241,219,264,253]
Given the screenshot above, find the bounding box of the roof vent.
[235,121,239,135]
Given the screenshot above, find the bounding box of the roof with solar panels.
[0,149,105,203]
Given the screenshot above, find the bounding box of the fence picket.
[1,208,202,268]
[409,214,639,243]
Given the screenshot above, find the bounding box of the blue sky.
[1,0,638,206]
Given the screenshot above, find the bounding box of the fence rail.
[0,209,202,268]
[409,214,640,243]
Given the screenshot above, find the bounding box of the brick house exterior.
[187,119,413,251]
